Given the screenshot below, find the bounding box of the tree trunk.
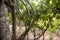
[0,2,11,40]
[11,6,16,40]
[11,0,16,40]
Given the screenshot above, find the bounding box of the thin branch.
[41,1,60,14]
[4,0,14,8]
[25,0,34,14]
[33,27,36,40]
[36,18,51,40]
[20,0,30,16]
[36,25,49,40]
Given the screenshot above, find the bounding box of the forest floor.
[9,25,60,40]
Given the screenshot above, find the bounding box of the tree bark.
[11,6,16,40]
[11,0,16,40]
[0,2,11,40]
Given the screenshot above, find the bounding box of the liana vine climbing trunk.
[0,0,11,40]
